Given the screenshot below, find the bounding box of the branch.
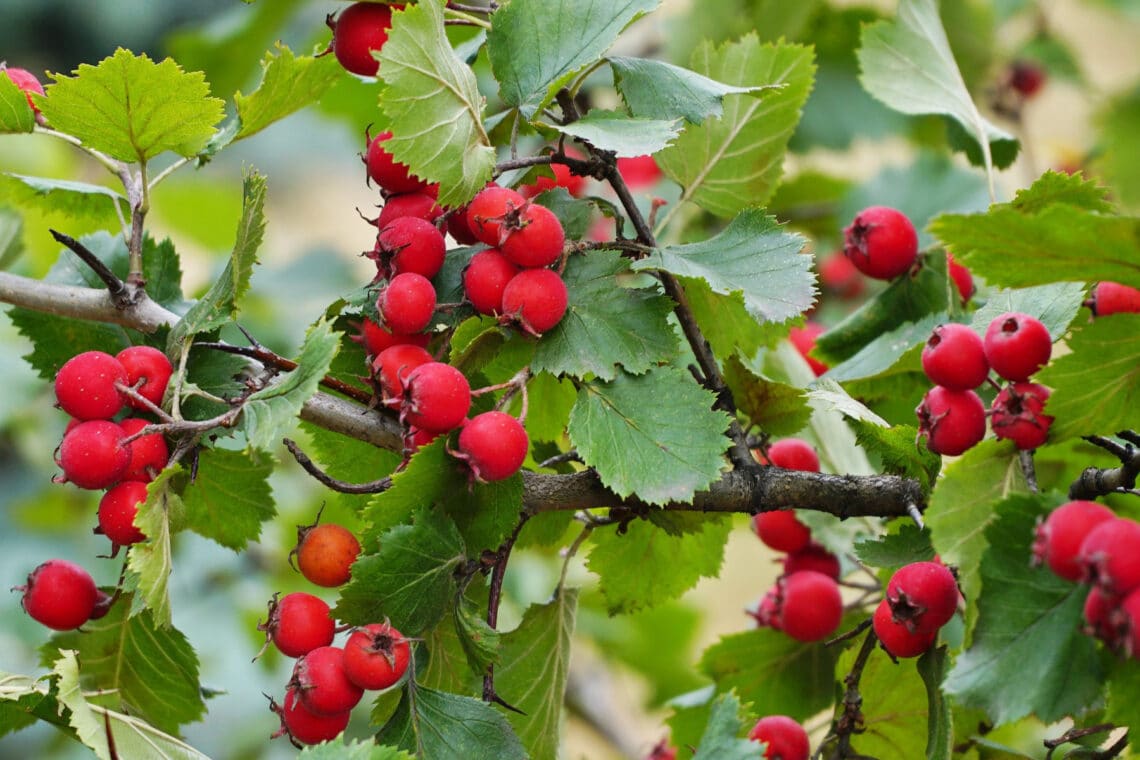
[1068,433,1140,500]
[0,271,173,332]
[284,438,393,494]
[50,230,131,307]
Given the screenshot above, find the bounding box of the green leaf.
[232,44,345,142]
[167,170,265,351]
[335,506,466,635]
[656,36,815,217]
[722,355,811,437]
[849,420,942,494]
[587,514,730,614]
[0,173,125,226]
[609,55,775,124]
[379,0,494,208]
[832,640,928,760]
[46,597,205,734]
[181,447,274,550]
[300,739,414,760]
[126,467,187,627]
[967,282,1087,343]
[533,251,678,381]
[39,48,224,163]
[857,0,1016,173]
[633,209,814,325]
[524,371,577,442]
[1100,84,1140,209]
[547,110,681,156]
[823,313,942,383]
[854,524,936,570]
[9,307,127,381]
[918,647,953,760]
[531,187,594,240]
[944,496,1103,723]
[1107,659,1140,757]
[0,72,35,133]
[488,0,661,119]
[377,683,527,760]
[361,440,452,546]
[700,627,840,721]
[691,692,763,760]
[454,597,501,675]
[568,367,730,505]
[240,319,340,450]
[683,279,789,363]
[495,590,578,760]
[1007,170,1113,214]
[299,420,403,516]
[1036,314,1140,440]
[448,472,524,555]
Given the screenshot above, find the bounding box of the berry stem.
[284,438,394,494]
[1019,449,1039,494]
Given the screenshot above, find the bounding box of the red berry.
[54,350,127,420]
[990,382,1053,450]
[260,592,336,659]
[873,598,938,658]
[748,715,810,760]
[616,154,663,190]
[376,191,443,228]
[2,66,44,113]
[446,205,481,245]
[748,584,782,630]
[646,738,678,760]
[752,511,812,554]
[343,622,412,691]
[456,411,529,481]
[1115,588,1140,658]
[372,344,433,407]
[520,162,586,198]
[56,420,131,489]
[373,216,446,280]
[766,438,821,472]
[842,206,918,280]
[115,346,173,410]
[329,2,395,77]
[377,272,436,336]
[1084,585,1120,646]
[946,254,975,304]
[118,417,168,482]
[983,312,1052,382]
[1078,518,1140,596]
[818,250,864,299]
[921,323,988,391]
[500,268,569,336]
[467,185,527,246]
[1033,500,1116,582]
[292,645,364,716]
[275,687,351,746]
[18,559,98,631]
[98,481,148,547]
[784,542,841,580]
[788,323,827,377]
[359,317,430,357]
[295,523,362,588]
[365,130,427,194]
[1009,60,1047,98]
[915,386,986,456]
[463,248,519,315]
[500,203,565,269]
[774,570,843,643]
[1089,281,1140,316]
[401,362,471,434]
[886,561,960,634]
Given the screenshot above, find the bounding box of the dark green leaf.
[609,55,775,124]
[850,420,941,494]
[722,354,811,437]
[454,597,501,676]
[531,187,593,241]
[1107,659,1140,757]
[548,110,681,156]
[9,307,128,381]
[377,683,526,760]
[0,73,35,132]
[448,473,524,555]
[918,647,953,760]
[523,371,576,443]
[854,524,936,570]
[181,447,274,550]
[691,692,763,760]
[232,44,344,142]
[683,280,789,363]
[361,440,452,547]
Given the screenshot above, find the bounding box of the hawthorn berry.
[54,350,127,420]
[56,420,131,490]
[1116,588,1140,657]
[376,191,443,228]
[842,206,918,280]
[748,585,782,630]
[873,597,938,658]
[748,715,810,760]
[520,161,586,198]
[946,254,975,304]
[359,317,429,357]
[1078,517,1140,596]
[372,216,446,280]
[500,203,565,269]
[376,272,437,336]
[774,570,843,643]
[259,592,336,659]
[2,66,44,113]
[18,559,99,631]
[1088,281,1140,316]
[1083,585,1119,647]
[456,411,529,482]
[915,386,986,457]
[467,185,526,246]
[365,130,427,194]
[292,645,364,716]
[645,738,678,760]
[401,362,471,434]
[990,382,1053,450]
[328,2,395,77]
[983,312,1052,382]
[1033,500,1116,582]
[97,480,148,547]
[274,687,351,746]
[788,323,828,377]
[500,268,569,336]
[1009,60,1047,98]
[118,417,169,482]
[765,438,821,472]
[115,345,173,410]
[463,248,519,315]
[616,154,663,190]
[372,344,433,407]
[921,323,988,391]
[446,205,480,245]
[886,561,959,634]
[295,522,362,588]
[343,622,411,691]
[783,542,841,580]
[817,251,864,299]
[752,511,812,554]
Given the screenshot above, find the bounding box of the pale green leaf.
[0,173,124,226]
[0,72,35,133]
[722,355,811,438]
[182,447,275,549]
[691,692,762,760]
[126,466,187,627]
[918,647,953,760]
[609,55,776,124]
[455,598,502,675]
[967,282,1086,342]
[233,44,345,141]
[546,110,681,156]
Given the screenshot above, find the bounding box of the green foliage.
[181,447,275,550]
[548,109,681,156]
[690,692,763,760]
[377,683,527,760]
[609,56,775,124]
[0,74,35,133]
[299,740,414,760]
[854,523,936,569]
[722,355,811,437]
[231,44,345,143]
[0,174,124,227]
[126,467,187,627]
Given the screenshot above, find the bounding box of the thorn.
[907,503,925,530]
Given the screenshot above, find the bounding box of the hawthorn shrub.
[1,1,1140,759]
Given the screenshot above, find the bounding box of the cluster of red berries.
[871,560,960,658]
[748,439,845,643]
[916,312,1054,455]
[1033,500,1140,656]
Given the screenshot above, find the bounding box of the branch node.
[50,229,132,308]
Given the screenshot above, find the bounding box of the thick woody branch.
[0,271,174,332]
[1068,434,1140,500]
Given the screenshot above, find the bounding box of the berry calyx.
[18,559,99,630]
[1078,517,1140,596]
[748,715,810,760]
[291,645,364,716]
[500,268,569,336]
[752,511,811,554]
[921,323,988,391]
[56,420,131,490]
[1088,281,1140,316]
[376,272,437,336]
[885,561,960,634]
[873,597,938,658]
[115,345,173,410]
[373,216,446,279]
[273,687,351,746]
[118,417,169,482]
[365,130,427,194]
[990,382,1053,450]
[463,248,519,315]
[915,386,986,457]
[401,362,471,434]
[1033,500,1116,582]
[97,480,149,547]
[500,203,566,269]
[294,522,362,588]
[343,621,412,691]
[372,344,433,407]
[259,592,336,659]
[788,323,828,377]
[466,185,526,246]
[328,2,395,77]
[842,206,918,280]
[455,411,529,482]
[54,350,127,420]
[773,570,843,643]
[983,312,1052,382]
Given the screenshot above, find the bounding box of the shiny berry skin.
[456,411,529,482]
[915,386,986,456]
[1083,585,1119,646]
[501,203,565,269]
[1089,281,1140,316]
[54,350,127,420]
[947,254,975,303]
[360,317,429,357]
[1078,518,1140,596]
[373,216,446,280]
[18,559,98,631]
[775,570,843,643]
[446,205,480,245]
[748,715,810,760]
[98,480,148,546]
[784,543,841,580]
[983,312,1052,382]
[329,2,395,77]
[463,248,519,315]
[276,687,351,745]
[365,130,427,194]
[1033,500,1116,582]
[500,268,569,336]
[57,420,131,489]
[261,592,336,659]
[467,185,527,246]
[115,345,173,410]
[401,362,471,434]
[118,417,168,482]
[616,154,663,190]
[873,598,938,658]
[372,344,433,406]
[3,67,44,112]
[752,511,811,554]
[818,251,864,299]
[520,162,586,198]
[376,191,443,228]
[991,382,1053,450]
[842,206,918,280]
[766,438,821,472]
[343,622,412,691]
[886,561,959,634]
[292,645,364,716]
[788,323,827,376]
[377,272,436,336]
[921,323,988,391]
[295,523,361,588]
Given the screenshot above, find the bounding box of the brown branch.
[284,438,393,494]
[830,627,879,758]
[1044,723,1116,759]
[1068,434,1140,500]
[195,341,374,405]
[483,515,529,711]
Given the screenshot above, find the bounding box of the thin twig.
[1068,434,1140,500]
[482,514,530,708]
[194,342,374,405]
[283,438,393,494]
[831,627,879,757]
[538,450,581,469]
[1019,449,1039,493]
[50,230,131,307]
[1044,723,1115,759]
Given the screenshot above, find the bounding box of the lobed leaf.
[609,55,776,124]
[690,692,763,760]
[232,44,345,142]
[722,354,811,438]
[300,739,414,760]
[126,466,187,627]
[854,523,937,570]
[0,174,125,226]
[181,447,275,550]
[377,683,527,759]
